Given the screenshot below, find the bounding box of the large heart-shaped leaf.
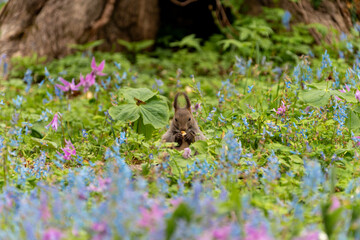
[299,89,331,107]
[139,97,169,128]
[109,88,169,131]
[345,109,360,130]
[119,87,157,103]
[108,103,140,123]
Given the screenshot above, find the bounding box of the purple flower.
[55,77,80,92]
[183,148,191,159]
[340,84,351,93]
[59,139,76,160]
[273,101,288,116]
[46,113,60,131]
[138,204,164,229]
[79,73,95,92]
[355,89,360,102]
[213,225,232,240]
[192,103,201,113]
[329,196,341,212]
[91,57,106,77]
[244,224,273,240]
[353,135,360,146]
[88,177,111,192]
[91,222,108,240]
[42,228,63,240]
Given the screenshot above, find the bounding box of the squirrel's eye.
[188,118,191,121]
[175,118,178,122]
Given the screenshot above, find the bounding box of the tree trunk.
[0,0,159,61]
[244,0,353,44]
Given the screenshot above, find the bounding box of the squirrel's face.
[172,92,194,131]
[173,108,194,131]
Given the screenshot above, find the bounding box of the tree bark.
[0,0,159,61]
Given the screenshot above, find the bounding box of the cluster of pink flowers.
[46,112,60,131]
[59,139,76,160]
[55,57,105,93]
[273,101,289,116]
[356,89,360,102]
[138,203,165,230]
[88,177,112,192]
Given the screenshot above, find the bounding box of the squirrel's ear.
[173,92,180,110]
[183,92,191,110]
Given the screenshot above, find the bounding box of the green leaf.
[331,90,357,103]
[166,203,193,240]
[139,97,169,128]
[345,109,360,130]
[117,39,133,51]
[169,34,202,51]
[133,117,155,140]
[108,104,140,122]
[218,39,252,51]
[108,88,169,139]
[31,137,58,149]
[190,140,208,154]
[299,89,331,107]
[133,40,154,52]
[118,87,157,103]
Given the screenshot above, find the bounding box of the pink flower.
[79,73,96,92]
[55,77,80,92]
[138,204,164,229]
[244,224,273,240]
[40,205,51,221]
[334,96,342,101]
[294,231,320,240]
[356,89,360,102]
[60,139,76,160]
[213,225,232,240]
[88,177,111,192]
[42,228,63,240]
[353,136,360,146]
[46,113,60,131]
[183,147,191,158]
[329,196,341,212]
[273,101,288,116]
[345,84,351,92]
[170,198,183,208]
[91,57,106,77]
[91,222,108,240]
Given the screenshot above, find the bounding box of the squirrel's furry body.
[162,92,206,150]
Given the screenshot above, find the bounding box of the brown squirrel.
[162,92,206,150]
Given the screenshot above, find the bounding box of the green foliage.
[10,53,47,79]
[109,88,169,139]
[2,7,360,238]
[117,39,154,64]
[169,34,202,51]
[165,203,193,240]
[69,40,104,52]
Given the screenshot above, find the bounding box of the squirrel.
[162,92,206,150]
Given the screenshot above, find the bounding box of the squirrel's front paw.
[174,132,183,145]
[185,130,195,144]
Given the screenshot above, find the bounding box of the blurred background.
[0,0,359,81]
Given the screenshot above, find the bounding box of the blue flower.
[282,11,291,30]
